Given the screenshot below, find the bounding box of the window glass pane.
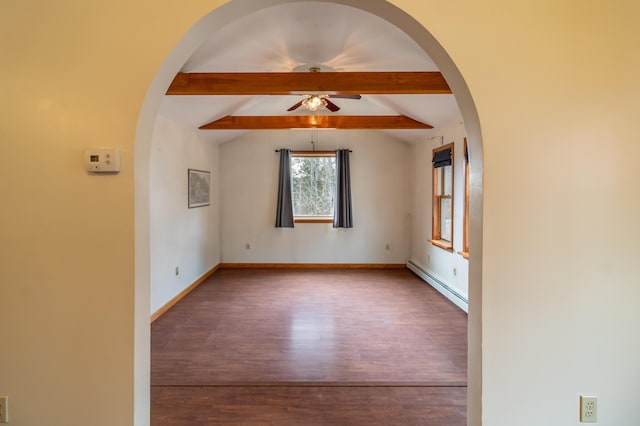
[291,156,336,217]
[440,198,452,241]
[442,165,452,196]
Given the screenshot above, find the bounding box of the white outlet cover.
[580,395,597,423]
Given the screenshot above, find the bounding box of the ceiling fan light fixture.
[302,95,327,111]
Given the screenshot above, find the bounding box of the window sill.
[458,251,469,259]
[429,239,453,252]
[295,217,333,224]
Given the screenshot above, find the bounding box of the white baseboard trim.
[407,260,468,313]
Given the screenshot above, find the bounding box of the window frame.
[430,143,454,252]
[290,150,336,224]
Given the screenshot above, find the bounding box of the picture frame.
[188,169,210,208]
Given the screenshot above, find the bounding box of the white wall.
[150,116,220,313]
[410,122,469,300]
[220,130,411,264]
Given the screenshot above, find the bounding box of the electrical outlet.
[175,266,179,276]
[0,395,8,423]
[385,243,390,250]
[580,395,597,422]
[245,243,251,250]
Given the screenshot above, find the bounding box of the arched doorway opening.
[135,1,483,424]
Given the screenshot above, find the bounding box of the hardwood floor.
[151,268,467,425]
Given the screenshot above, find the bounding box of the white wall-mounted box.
[85,149,121,173]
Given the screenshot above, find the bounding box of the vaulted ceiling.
[157,1,463,144]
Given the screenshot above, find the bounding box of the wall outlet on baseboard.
[0,395,8,423]
[580,395,597,422]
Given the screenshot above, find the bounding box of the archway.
[135,1,483,424]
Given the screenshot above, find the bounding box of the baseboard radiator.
[406,260,468,313]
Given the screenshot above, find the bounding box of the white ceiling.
[158,2,463,144]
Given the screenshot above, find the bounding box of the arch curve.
[135,1,483,424]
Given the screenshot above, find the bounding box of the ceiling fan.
[287,93,362,112]
[286,66,361,112]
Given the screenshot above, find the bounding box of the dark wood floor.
[151,268,467,425]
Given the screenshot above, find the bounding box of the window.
[461,138,470,258]
[291,151,336,223]
[431,143,454,251]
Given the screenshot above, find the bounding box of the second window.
[431,143,454,250]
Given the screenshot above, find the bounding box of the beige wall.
[0,1,638,425]
[411,1,640,424]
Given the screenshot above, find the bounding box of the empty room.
[149,2,470,424]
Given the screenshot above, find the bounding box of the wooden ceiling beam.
[199,115,433,130]
[168,72,451,95]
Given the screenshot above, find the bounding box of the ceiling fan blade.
[324,99,341,112]
[287,100,304,111]
[328,94,362,100]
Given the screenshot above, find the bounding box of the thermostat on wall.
[85,149,121,173]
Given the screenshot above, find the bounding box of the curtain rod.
[275,149,352,153]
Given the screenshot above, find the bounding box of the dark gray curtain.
[333,149,353,228]
[275,149,294,228]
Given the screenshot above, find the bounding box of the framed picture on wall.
[188,169,210,208]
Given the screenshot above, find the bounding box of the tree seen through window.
[291,155,336,218]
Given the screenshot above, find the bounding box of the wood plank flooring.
[151,268,467,425]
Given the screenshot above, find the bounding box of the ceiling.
[157,1,463,144]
